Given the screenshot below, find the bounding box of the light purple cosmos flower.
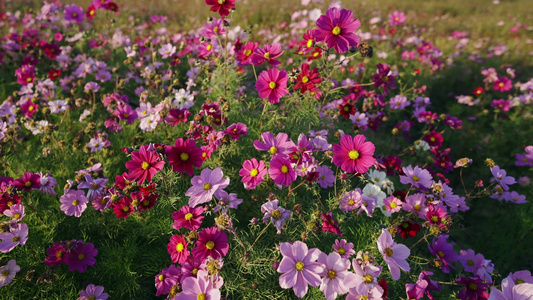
[376,229,410,280]
[350,259,382,296]
[313,7,361,53]
[0,223,28,253]
[3,204,25,221]
[261,199,292,234]
[339,189,363,212]
[403,193,428,219]
[0,259,20,288]
[489,281,533,300]
[155,264,181,297]
[213,190,242,212]
[64,4,84,24]
[318,252,357,300]
[428,235,458,273]
[400,165,433,189]
[158,43,176,59]
[459,249,484,273]
[60,190,89,218]
[316,165,335,188]
[39,173,57,195]
[78,174,108,201]
[389,95,410,110]
[84,82,100,93]
[253,131,295,156]
[185,168,230,207]
[48,100,70,113]
[333,239,355,259]
[277,241,325,298]
[175,270,222,300]
[491,165,516,191]
[78,284,109,300]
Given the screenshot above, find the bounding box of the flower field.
[0,0,532,299]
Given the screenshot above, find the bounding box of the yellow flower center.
[244,49,252,56]
[467,260,474,266]
[124,113,129,118]
[281,165,289,174]
[72,200,80,205]
[412,175,419,182]
[218,0,225,4]
[250,169,259,177]
[88,296,96,300]
[123,206,130,212]
[437,251,445,258]
[180,153,189,161]
[206,241,215,250]
[413,204,421,211]
[271,209,282,220]
[185,213,194,220]
[27,77,32,82]
[385,247,394,257]
[13,213,21,219]
[269,146,278,154]
[12,236,20,242]
[431,216,439,223]
[214,26,219,33]
[390,202,397,208]
[395,17,399,21]
[301,76,309,83]
[348,200,355,206]
[192,268,198,275]
[332,26,341,35]
[327,270,337,279]
[306,39,313,48]
[158,274,165,281]
[363,274,373,283]
[90,10,95,15]
[499,83,504,87]
[203,183,212,191]
[468,283,478,291]
[348,150,360,160]
[92,183,99,189]
[269,82,276,89]
[263,52,270,59]
[2,270,10,277]
[141,162,150,170]
[72,13,78,17]
[78,254,85,260]
[176,243,184,252]
[295,261,305,271]
[25,181,32,187]
[197,293,206,300]
[516,279,525,284]
[313,52,319,57]
[338,247,346,255]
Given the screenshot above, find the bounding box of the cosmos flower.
[261,199,292,234]
[165,138,203,176]
[0,260,20,288]
[78,284,109,300]
[313,7,361,53]
[193,226,229,261]
[256,68,289,104]
[60,190,89,218]
[205,0,235,17]
[376,229,410,280]
[172,205,205,231]
[332,134,376,174]
[185,168,230,207]
[239,158,267,190]
[125,145,165,184]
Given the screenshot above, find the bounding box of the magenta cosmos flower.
[0,259,20,288]
[125,146,165,184]
[13,172,40,191]
[333,239,355,259]
[165,138,203,176]
[168,234,189,264]
[318,252,356,300]
[155,265,181,297]
[175,270,221,300]
[377,229,410,280]
[193,226,229,261]
[269,154,297,186]
[277,241,325,298]
[239,158,267,189]
[250,43,284,67]
[185,168,230,207]
[253,131,295,156]
[60,190,89,218]
[256,68,289,104]
[78,284,109,300]
[64,4,84,24]
[205,0,235,17]
[172,205,205,231]
[64,241,98,273]
[313,7,361,53]
[332,134,376,174]
[389,11,407,26]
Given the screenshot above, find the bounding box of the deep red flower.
[86,5,96,20]
[47,69,61,80]
[113,197,133,218]
[193,226,229,261]
[13,172,40,191]
[474,87,484,96]
[321,212,342,236]
[294,63,322,94]
[423,131,444,148]
[172,205,205,231]
[165,138,203,176]
[167,235,189,264]
[396,220,421,238]
[338,103,355,118]
[205,0,235,17]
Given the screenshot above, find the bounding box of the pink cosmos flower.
[403,193,428,218]
[376,229,410,280]
[168,234,189,264]
[60,190,89,218]
[250,43,284,67]
[253,131,295,156]
[269,154,297,186]
[185,168,230,207]
[333,239,356,259]
[172,205,205,231]
[0,259,20,288]
[318,252,357,300]
[277,241,325,298]
[165,138,203,176]
[256,68,289,104]
[316,165,335,188]
[489,272,533,300]
[383,196,402,214]
[175,269,222,299]
[3,204,25,221]
[389,11,407,25]
[78,284,109,300]
[236,42,258,66]
[125,145,165,184]
[205,0,235,17]
[63,241,98,273]
[349,259,383,297]
[339,189,363,211]
[313,7,361,53]
[399,165,433,189]
[193,226,229,261]
[239,158,267,190]
[0,223,28,253]
[493,77,512,92]
[155,265,181,297]
[332,134,376,174]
